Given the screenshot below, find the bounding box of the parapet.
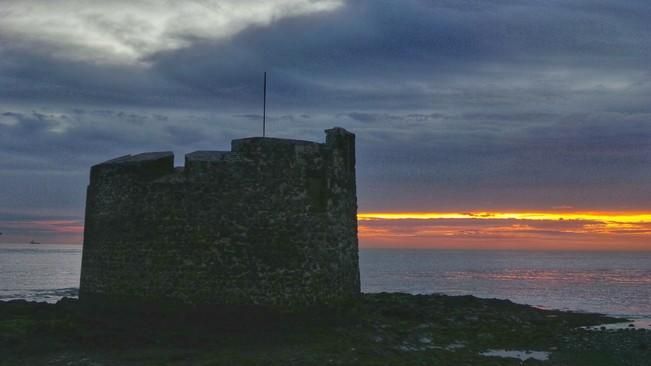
[89,128,355,183]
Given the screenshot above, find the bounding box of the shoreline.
[2,292,649,365]
[5,289,651,323]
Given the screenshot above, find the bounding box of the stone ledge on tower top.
[99,151,174,165]
[90,151,175,184]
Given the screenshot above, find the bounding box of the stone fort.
[79,127,360,306]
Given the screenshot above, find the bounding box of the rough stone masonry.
[79,128,360,306]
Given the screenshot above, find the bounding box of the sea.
[1,244,650,319]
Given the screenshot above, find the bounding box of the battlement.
[80,128,360,307]
[90,127,355,184]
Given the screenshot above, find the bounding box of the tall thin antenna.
[263,71,267,137]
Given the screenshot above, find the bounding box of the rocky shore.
[1,293,649,365]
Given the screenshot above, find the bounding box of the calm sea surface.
[0,244,80,302]
[1,244,650,317]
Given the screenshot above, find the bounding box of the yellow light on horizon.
[357,212,651,223]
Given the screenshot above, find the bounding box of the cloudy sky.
[1,0,650,249]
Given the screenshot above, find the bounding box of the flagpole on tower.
[263,71,267,137]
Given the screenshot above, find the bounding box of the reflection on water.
[447,269,651,284]
[361,249,651,317]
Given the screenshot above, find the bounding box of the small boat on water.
[29,240,41,245]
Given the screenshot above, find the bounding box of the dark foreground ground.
[1,293,649,366]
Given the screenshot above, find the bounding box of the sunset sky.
[1,1,650,249]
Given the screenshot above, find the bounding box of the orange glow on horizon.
[356,211,651,251]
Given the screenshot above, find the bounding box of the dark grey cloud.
[356,112,651,211]
[1,0,651,242]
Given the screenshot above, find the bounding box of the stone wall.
[79,128,359,306]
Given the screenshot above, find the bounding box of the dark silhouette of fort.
[79,128,360,306]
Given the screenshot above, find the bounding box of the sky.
[0,0,650,249]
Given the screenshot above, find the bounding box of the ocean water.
[1,244,650,318]
[0,244,81,302]
[361,249,651,317]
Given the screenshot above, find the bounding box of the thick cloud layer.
[0,0,343,64]
[1,0,650,243]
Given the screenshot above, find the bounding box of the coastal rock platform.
[1,293,649,365]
